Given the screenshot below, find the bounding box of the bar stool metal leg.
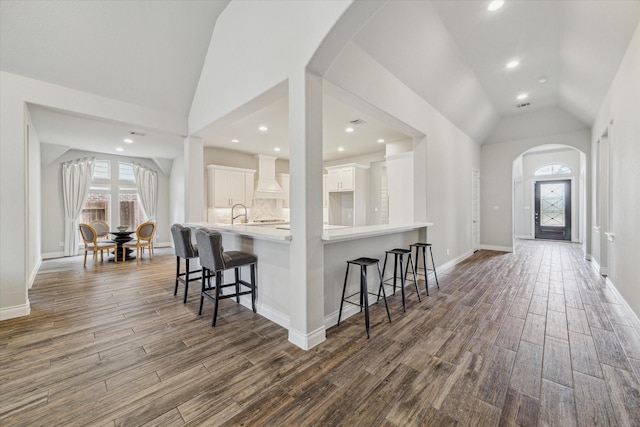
[337,263,350,326]
[377,261,392,323]
[429,246,439,288]
[403,253,421,302]
[361,265,370,338]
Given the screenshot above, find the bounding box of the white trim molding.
[42,251,65,260]
[606,277,640,332]
[0,301,31,321]
[29,257,42,289]
[479,245,513,253]
[605,232,615,242]
[288,326,326,350]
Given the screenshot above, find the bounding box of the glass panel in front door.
[540,183,565,227]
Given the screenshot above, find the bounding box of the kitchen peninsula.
[187,221,432,348]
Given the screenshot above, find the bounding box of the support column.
[184,136,205,222]
[287,71,326,349]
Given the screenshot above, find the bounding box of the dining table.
[109,230,136,261]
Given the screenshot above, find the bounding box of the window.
[119,188,146,230]
[78,187,111,225]
[534,164,572,176]
[119,162,135,182]
[93,160,110,180]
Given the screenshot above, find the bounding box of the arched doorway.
[512,144,587,252]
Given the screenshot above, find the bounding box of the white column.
[287,71,326,349]
[184,136,205,222]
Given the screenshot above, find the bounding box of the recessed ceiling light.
[338,147,345,152]
[488,0,504,11]
[274,147,281,152]
[377,139,385,144]
[538,75,548,84]
[231,139,239,143]
[258,126,268,132]
[506,60,519,69]
[123,138,133,144]
[345,127,354,133]
[517,93,528,100]
[115,147,124,152]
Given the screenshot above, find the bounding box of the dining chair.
[78,223,118,267]
[90,219,110,241]
[122,221,156,262]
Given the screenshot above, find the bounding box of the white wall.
[0,71,186,319]
[27,110,42,287]
[40,149,172,256]
[189,0,352,134]
[325,42,481,265]
[514,149,582,240]
[169,154,185,228]
[591,22,640,318]
[481,129,590,251]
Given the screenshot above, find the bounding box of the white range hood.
[254,154,285,199]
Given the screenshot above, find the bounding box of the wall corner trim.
[606,277,640,332]
[288,326,326,350]
[0,301,31,321]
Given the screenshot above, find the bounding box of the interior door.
[472,169,480,251]
[535,180,571,240]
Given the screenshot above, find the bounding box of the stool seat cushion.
[410,242,432,247]
[223,251,258,269]
[347,257,380,266]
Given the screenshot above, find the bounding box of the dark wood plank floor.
[2,240,640,426]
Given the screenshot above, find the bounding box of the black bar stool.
[410,243,439,296]
[378,248,420,312]
[170,224,201,303]
[195,228,257,326]
[337,257,391,338]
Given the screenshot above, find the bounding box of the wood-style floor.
[2,240,640,426]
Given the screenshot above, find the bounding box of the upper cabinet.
[327,166,356,191]
[325,163,369,226]
[207,165,255,208]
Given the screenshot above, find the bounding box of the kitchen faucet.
[231,204,248,224]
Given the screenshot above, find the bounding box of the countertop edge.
[186,222,292,243]
[321,222,433,243]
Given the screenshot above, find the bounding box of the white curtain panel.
[133,162,158,221]
[62,157,95,256]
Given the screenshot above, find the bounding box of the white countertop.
[321,222,433,243]
[188,222,432,244]
[187,222,292,242]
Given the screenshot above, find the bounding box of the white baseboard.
[0,301,31,321]
[585,253,592,261]
[606,276,640,333]
[42,251,64,260]
[28,257,42,289]
[288,326,326,350]
[590,257,608,276]
[438,250,474,273]
[479,245,513,252]
[155,241,172,248]
[515,235,534,240]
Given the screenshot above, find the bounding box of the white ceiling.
[2,1,640,161]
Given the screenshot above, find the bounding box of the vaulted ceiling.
[1,0,639,159]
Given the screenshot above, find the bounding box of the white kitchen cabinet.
[207,165,255,208]
[276,173,290,208]
[327,166,355,191]
[325,164,369,226]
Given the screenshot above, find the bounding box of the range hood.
[254,154,285,199]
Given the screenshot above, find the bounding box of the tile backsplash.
[208,199,289,224]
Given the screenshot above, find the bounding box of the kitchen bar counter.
[321,222,432,243]
[187,222,292,242]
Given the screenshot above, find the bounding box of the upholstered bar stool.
[171,223,201,303]
[195,228,257,327]
[410,243,439,296]
[378,248,420,312]
[337,257,391,339]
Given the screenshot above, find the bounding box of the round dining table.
[109,230,136,261]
